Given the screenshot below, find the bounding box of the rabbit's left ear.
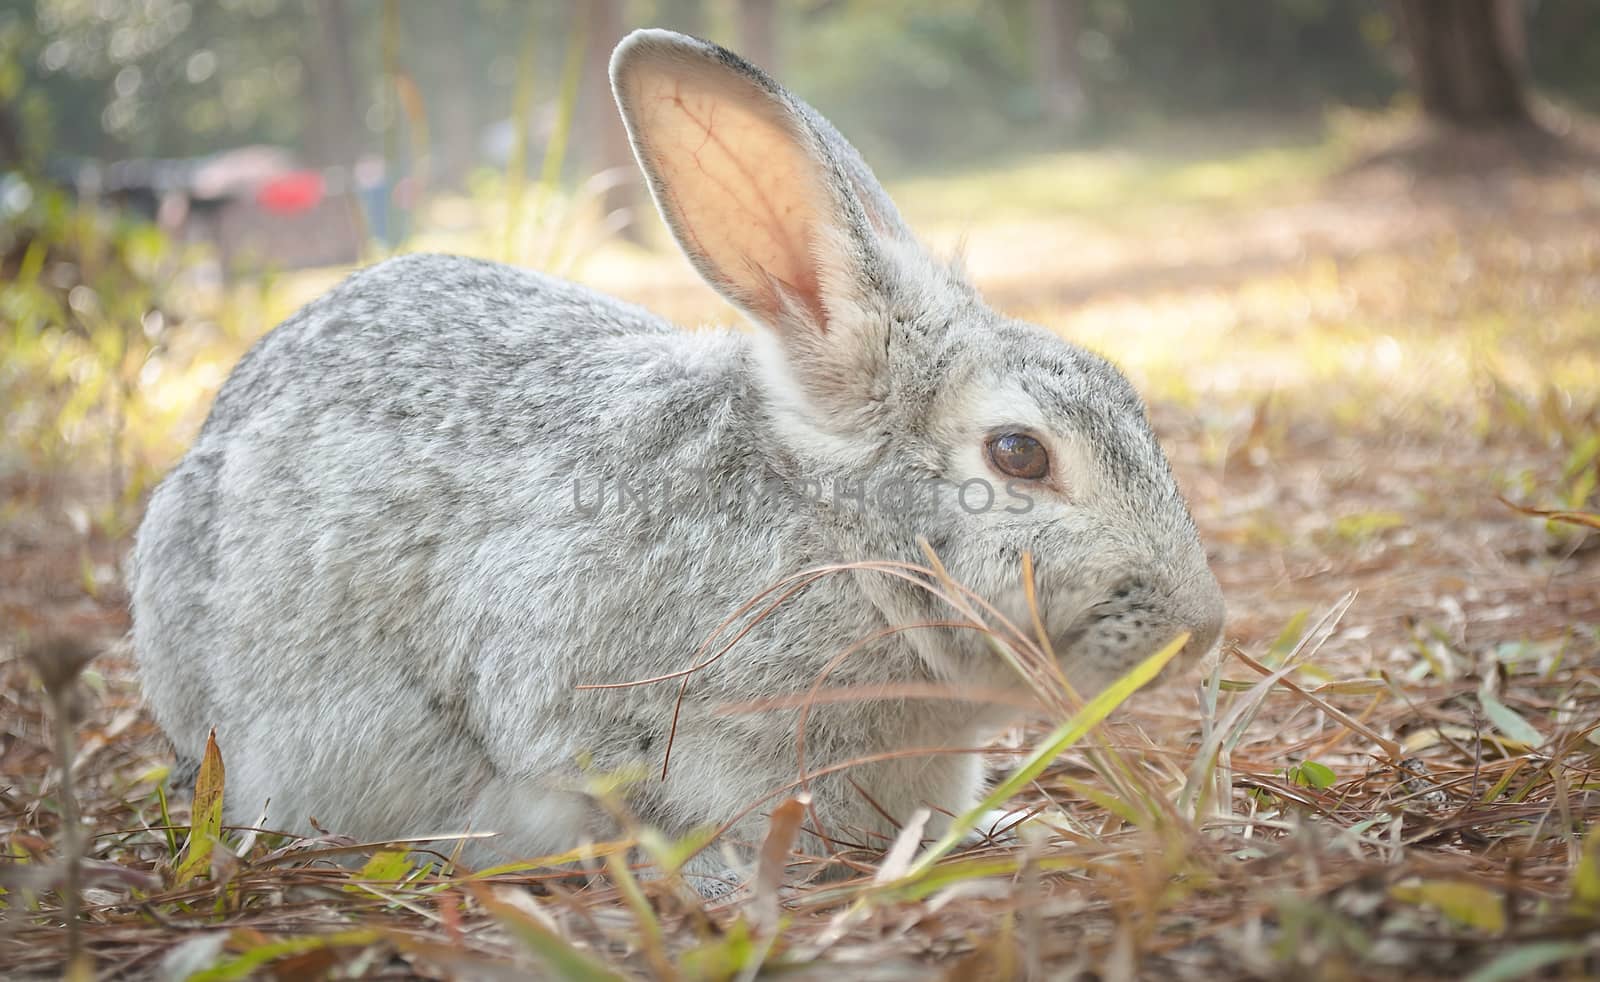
[611,29,909,346]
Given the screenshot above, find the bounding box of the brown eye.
[987,432,1050,481]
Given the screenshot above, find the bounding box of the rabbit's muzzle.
[1055,571,1226,687]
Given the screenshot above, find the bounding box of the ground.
[2,121,1599,979]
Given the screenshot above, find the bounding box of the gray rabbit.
[130,29,1223,887]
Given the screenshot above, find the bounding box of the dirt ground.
[3,138,1599,979]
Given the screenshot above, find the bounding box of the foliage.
[0,184,233,531]
[6,0,1600,177]
[9,0,312,159]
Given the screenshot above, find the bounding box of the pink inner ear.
[628,67,833,333]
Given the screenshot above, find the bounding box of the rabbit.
[129,28,1225,891]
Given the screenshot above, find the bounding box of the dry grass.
[3,138,1599,980]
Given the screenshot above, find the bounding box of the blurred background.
[5,2,1600,268]
[0,0,1596,640]
[7,1,1600,274]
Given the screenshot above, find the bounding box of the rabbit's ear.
[611,29,906,341]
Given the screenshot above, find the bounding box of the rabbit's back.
[201,254,686,445]
[131,253,782,846]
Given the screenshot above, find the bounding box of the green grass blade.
[1463,941,1591,982]
[480,892,627,981]
[901,631,1189,882]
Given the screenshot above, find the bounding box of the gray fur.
[130,30,1223,881]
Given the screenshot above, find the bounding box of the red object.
[256,170,325,214]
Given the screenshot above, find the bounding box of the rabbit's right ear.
[610,29,905,354]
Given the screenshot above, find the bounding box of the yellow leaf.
[64,953,94,982]
[1267,610,1309,663]
[136,764,171,785]
[1390,879,1505,932]
[344,850,412,892]
[176,728,225,884]
[1574,822,1600,914]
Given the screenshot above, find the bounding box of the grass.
[2,122,1599,979]
[889,134,1340,226]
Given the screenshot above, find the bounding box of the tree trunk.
[579,0,644,236]
[422,4,479,189]
[307,0,365,166]
[0,101,23,169]
[736,0,779,74]
[657,0,707,40]
[1033,0,1086,130]
[1395,0,1530,126]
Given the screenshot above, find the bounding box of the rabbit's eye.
[987,432,1050,481]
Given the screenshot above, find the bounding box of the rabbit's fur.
[130,30,1223,884]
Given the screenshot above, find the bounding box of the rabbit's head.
[613,31,1224,696]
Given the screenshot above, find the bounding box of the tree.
[736,0,779,74]
[579,0,642,232]
[307,0,365,167]
[0,102,20,168]
[0,5,31,168]
[37,2,315,158]
[657,0,708,40]
[1395,0,1530,126]
[1033,0,1086,130]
